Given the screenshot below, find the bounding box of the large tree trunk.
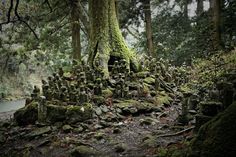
[88,0,138,77]
[143,0,154,57]
[71,0,81,60]
[211,0,221,50]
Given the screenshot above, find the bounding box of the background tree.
[142,0,155,57]
[71,0,81,60]
[210,0,221,50]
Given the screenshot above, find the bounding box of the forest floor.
[0,96,193,157]
[1,49,235,157]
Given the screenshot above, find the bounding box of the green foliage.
[192,49,236,88]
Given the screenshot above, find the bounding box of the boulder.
[25,126,51,139]
[200,101,222,116]
[70,145,98,157]
[14,101,38,126]
[46,104,67,123]
[62,124,73,133]
[66,103,93,123]
[144,77,155,85]
[102,89,113,98]
[188,102,236,157]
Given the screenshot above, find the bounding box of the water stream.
[0,99,25,113]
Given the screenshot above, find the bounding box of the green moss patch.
[188,101,236,157]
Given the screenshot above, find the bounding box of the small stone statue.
[31,85,40,99]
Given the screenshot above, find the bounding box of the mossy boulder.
[188,101,236,157]
[136,71,149,78]
[200,101,222,116]
[102,88,113,98]
[14,101,38,126]
[144,77,155,85]
[93,96,105,105]
[114,99,161,114]
[25,126,51,139]
[46,104,67,123]
[70,145,98,157]
[66,103,93,123]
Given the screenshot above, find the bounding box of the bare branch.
[0,0,14,25]
[14,0,39,39]
[43,0,52,12]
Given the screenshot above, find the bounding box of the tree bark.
[183,0,188,19]
[211,0,221,50]
[71,0,81,60]
[143,0,154,57]
[196,0,203,16]
[88,0,138,77]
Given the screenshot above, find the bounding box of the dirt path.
[0,98,193,157]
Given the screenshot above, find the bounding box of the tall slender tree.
[210,0,221,50]
[196,0,204,16]
[71,0,81,60]
[143,0,154,57]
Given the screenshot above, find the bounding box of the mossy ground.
[188,102,236,157]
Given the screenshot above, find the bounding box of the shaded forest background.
[0,0,235,99]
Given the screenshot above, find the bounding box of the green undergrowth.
[191,48,236,87]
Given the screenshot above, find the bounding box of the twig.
[0,0,14,25]
[156,126,195,138]
[43,0,52,12]
[14,0,39,39]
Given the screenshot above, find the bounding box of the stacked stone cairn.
[16,58,191,125]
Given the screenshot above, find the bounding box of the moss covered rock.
[46,104,67,123]
[188,101,236,157]
[66,103,93,123]
[200,101,222,116]
[25,126,51,139]
[14,102,38,126]
[70,145,98,157]
[144,77,155,85]
[114,99,161,115]
[102,88,113,98]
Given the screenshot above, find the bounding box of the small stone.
[70,145,97,157]
[94,132,105,140]
[142,135,158,147]
[189,110,197,114]
[62,124,73,133]
[0,131,6,143]
[100,105,109,113]
[94,107,102,116]
[123,107,138,114]
[140,117,159,126]
[73,126,84,133]
[113,128,121,134]
[114,143,127,153]
[94,124,103,130]
[26,126,51,139]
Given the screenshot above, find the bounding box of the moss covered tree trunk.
[71,0,81,60]
[88,0,138,76]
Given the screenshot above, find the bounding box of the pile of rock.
[14,58,190,126]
